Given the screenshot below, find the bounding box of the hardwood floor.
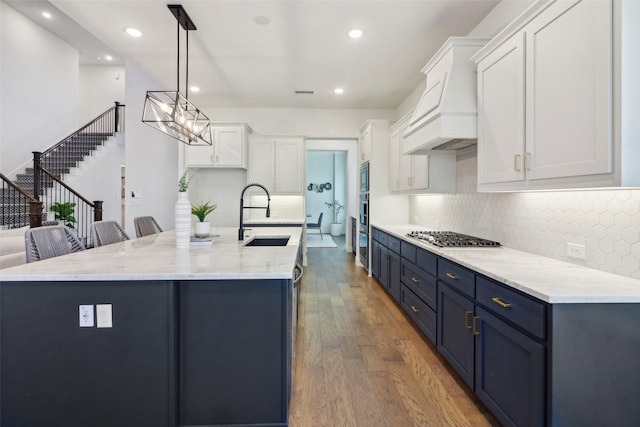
[289,237,499,427]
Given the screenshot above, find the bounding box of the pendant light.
[142,4,212,145]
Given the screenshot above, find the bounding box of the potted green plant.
[50,202,77,229]
[191,201,217,238]
[324,199,344,236]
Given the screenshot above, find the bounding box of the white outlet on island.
[96,304,113,328]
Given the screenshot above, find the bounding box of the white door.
[247,137,275,191]
[275,138,303,194]
[214,127,245,167]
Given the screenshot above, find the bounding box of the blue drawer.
[401,284,436,345]
[416,247,437,277]
[401,259,437,310]
[387,235,401,254]
[401,241,416,263]
[476,276,547,340]
[438,258,475,298]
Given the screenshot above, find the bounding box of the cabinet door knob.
[411,277,420,284]
[473,316,480,336]
[446,272,458,280]
[465,311,473,329]
[524,152,531,171]
[411,305,419,313]
[492,297,512,308]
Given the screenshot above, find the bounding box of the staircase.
[13,133,113,195]
[1,102,124,230]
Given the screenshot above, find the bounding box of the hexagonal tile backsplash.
[410,151,640,280]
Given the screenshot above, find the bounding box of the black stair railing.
[36,102,125,184]
[33,165,103,247]
[0,173,43,229]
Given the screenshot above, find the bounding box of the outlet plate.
[567,243,586,260]
[79,305,94,327]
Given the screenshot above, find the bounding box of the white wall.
[79,65,126,125]
[0,2,79,175]
[206,107,394,138]
[410,149,640,280]
[123,61,179,236]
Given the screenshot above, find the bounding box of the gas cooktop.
[406,230,501,248]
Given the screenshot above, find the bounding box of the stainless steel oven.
[359,193,369,267]
[360,161,369,193]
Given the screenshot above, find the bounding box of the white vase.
[175,191,191,248]
[194,221,211,238]
[330,222,344,236]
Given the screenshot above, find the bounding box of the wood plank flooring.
[289,238,499,427]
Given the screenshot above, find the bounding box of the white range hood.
[403,37,489,154]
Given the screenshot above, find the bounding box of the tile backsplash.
[410,149,640,280]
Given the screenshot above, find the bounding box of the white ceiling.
[7,0,499,109]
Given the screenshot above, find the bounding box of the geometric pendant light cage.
[142,4,212,145]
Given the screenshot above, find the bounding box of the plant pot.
[330,223,344,236]
[194,221,211,238]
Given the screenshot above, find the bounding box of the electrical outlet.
[79,305,94,327]
[567,243,586,260]
[96,304,113,328]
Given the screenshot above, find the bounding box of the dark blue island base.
[0,279,292,427]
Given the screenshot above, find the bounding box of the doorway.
[305,139,358,252]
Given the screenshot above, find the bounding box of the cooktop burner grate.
[406,230,501,248]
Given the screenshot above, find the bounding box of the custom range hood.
[403,37,489,154]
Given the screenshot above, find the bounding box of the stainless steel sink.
[242,235,290,247]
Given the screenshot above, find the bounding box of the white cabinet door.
[477,33,526,185]
[214,127,245,168]
[360,125,371,163]
[186,144,215,167]
[411,155,429,190]
[389,130,401,191]
[247,137,275,190]
[247,136,304,195]
[186,125,248,168]
[525,0,612,181]
[274,138,303,194]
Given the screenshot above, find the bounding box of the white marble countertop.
[0,227,302,282]
[374,224,640,304]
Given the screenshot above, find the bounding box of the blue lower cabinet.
[437,282,475,388]
[401,284,436,344]
[387,250,401,302]
[475,307,545,427]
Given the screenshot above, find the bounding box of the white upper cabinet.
[389,113,456,194]
[247,135,304,195]
[185,124,250,169]
[473,0,639,191]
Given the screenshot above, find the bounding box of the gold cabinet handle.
[473,316,480,336]
[446,272,458,280]
[524,152,531,171]
[514,154,521,172]
[465,311,472,329]
[410,277,420,284]
[492,297,511,308]
[408,176,413,186]
[411,305,419,313]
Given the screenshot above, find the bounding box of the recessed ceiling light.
[125,27,143,38]
[105,55,113,61]
[189,86,200,93]
[348,29,364,39]
[254,16,270,25]
[334,87,345,95]
[42,11,52,19]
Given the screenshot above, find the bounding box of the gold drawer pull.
[473,316,480,336]
[514,154,521,172]
[411,277,420,284]
[411,305,419,313]
[446,272,458,280]
[492,297,511,308]
[465,311,472,329]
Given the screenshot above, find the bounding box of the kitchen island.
[0,227,302,427]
